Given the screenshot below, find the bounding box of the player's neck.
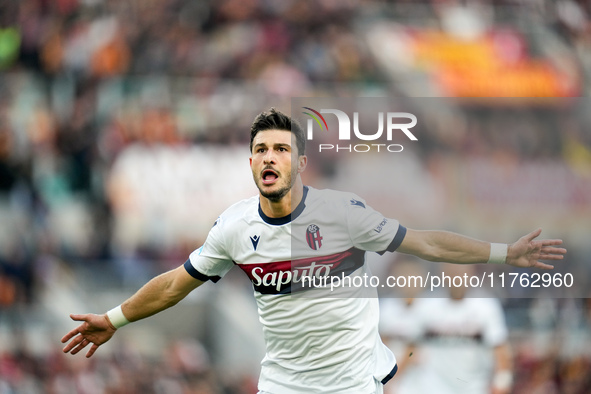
[259,178,304,219]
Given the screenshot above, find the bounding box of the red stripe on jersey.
[237,248,365,294]
[238,250,353,281]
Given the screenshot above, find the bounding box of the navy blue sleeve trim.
[378,225,407,255]
[381,364,398,385]
[183,259,222,283]
[388,225,407,252]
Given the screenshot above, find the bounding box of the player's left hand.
[61,313,117,358]
[506,228,566,269]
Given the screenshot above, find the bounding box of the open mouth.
[261,169,279,185]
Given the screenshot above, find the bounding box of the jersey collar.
[258,186,308,226]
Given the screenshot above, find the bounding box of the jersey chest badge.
[306,224,323,250]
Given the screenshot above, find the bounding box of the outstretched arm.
[397,228,566,269]
[61,265,204,358]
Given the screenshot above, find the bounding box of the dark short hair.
[250,108,306,155]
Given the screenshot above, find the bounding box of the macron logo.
[350,199,365,208]
[250,235,261,250]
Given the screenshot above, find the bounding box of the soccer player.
[381,264,513,394]
[61,108,566,394]
[412,291,513,394]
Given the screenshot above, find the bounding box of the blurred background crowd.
[1,0,591,393]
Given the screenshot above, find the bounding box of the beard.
[255,166,297,203]
[259,184,291,202]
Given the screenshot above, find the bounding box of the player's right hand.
[61,313,117,358]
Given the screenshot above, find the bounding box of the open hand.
[61,313,117,358]
[506,229,566,269]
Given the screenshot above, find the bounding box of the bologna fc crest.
[306,224,323,250]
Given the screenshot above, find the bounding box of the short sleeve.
[346,194,406,253]
[184,216,235,282]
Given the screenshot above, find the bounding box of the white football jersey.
[185,186,406,393]
[410,297,508,394]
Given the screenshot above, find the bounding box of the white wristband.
[106,305,130,329]
[488,243,508,264]
[493,370,513,390]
